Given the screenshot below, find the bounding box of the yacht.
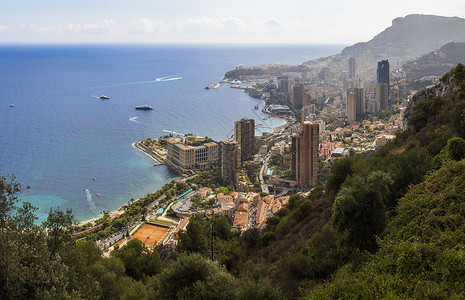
[134,104,153,110]
[99,95,110,99]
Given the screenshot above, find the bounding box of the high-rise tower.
[346,88,365,124]
[234,118,255,160]
[376,60,390,84]
[349,57,355,79]
[295,122,319,188]
[377,60,390,104]
[222,141,241,185]
[292,82,304,109]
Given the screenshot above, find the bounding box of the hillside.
[403,42,465,79]
[301,14,465,75]
[2,65,465,299]
[231,64,465,298]
[341,14,465,63]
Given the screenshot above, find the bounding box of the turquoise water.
[0,44,343,221]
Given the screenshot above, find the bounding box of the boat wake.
[129,116,140,123]
[84,188,97,211]
[162,129,184,136]
[155,76,183,82]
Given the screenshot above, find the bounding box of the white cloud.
[20,23,51,34]
[129,16,314,37]
[19,20,121,36]
[131,18,166,34]
[0,25,9,32]
[65,20,120,35]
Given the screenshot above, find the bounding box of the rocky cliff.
[404,69,459,128]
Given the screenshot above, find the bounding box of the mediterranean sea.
[0,44,344,222]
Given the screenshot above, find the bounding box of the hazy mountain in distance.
[341,14,465,63]
[402,42,465,79]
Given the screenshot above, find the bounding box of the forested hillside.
[1,64,465,299]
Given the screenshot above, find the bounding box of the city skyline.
[1,0,464,44]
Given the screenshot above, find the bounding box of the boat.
[96,193,100,196]
[9,104,15,107]
[99,95,109,99]
[134,104,153,110]
[205,82,221,89]
[92,177,96,180]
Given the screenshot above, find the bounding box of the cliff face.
[404,70,459,129]
[341,14,465,63]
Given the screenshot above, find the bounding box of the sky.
[1,0,464,45]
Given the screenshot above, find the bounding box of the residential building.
[295,122,319,188]
[234,118,255,160]
[346,88,365,123]
[166,138,218,171]
[349,57,355,79]
[376,83,389,110]
[377,59,390,101]
[221,141,241,184]
[292,82,304,109]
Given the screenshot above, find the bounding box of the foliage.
[325,156,358,197]
[113,239,161,281]
[177,214,240,268]
[310,160,465,299]
[157,253,236,300]
[332,171,393,253]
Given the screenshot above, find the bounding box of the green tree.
[445,137,465,161]
[213,216,231,240]
[326,157,357,196]
[241,228,261,250]
[0,173,74,299]
[177,214,209,254]
[157,253,236,300]
[42,206,75,256]
[237,278,282,300]
[332,171,393,252]
[113,239,161,281]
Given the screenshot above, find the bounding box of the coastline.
[74,96,290,230]
[132,142,165,164]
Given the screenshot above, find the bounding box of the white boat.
[99,95,110,99]
[9,104,15,107]
[134,104,153,110]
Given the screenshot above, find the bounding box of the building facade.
[376,83,389,111]
[346,88,365,124]
[234,118,255,160]
[166,138,219,171]
[292,82,304,109]
[349,57,355,79]
[295,122,319,188]
[377,59,390,101]
[221,141,241,185]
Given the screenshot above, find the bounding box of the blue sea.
[0,44,343,222]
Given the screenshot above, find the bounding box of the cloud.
[131,18,166,34]
[19,20,120,35]
[20,23,51,33]
[65,20,120,35]
[0,25,9,32]
[129,16,312,36]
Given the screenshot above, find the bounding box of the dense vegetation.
[2,64,465,299]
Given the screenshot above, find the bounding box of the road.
[98,194,166,251]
